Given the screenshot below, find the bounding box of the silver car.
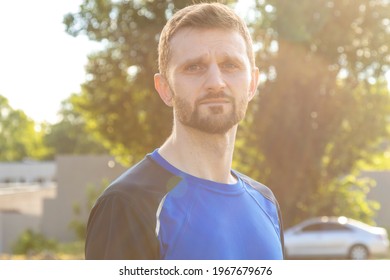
[284,216,389,259]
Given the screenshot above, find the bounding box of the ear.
[248,67,260,101]
[154,73,174,107]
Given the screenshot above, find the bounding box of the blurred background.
[0,0,389,259]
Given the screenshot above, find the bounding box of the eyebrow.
[179,52,245,68]
[179,54,208,67]
[220,53,245,64]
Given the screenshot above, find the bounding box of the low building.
[0,161,56,184]
[0,155,126,254]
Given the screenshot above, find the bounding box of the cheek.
[229,71,251,86]
[230,76,252,97]
[171,76,200,99]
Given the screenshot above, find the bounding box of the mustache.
[196,92,233,105]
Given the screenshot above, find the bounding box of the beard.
[172,91,248,134]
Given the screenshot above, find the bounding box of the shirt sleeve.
[84,192,159,259]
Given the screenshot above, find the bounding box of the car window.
[301,223,323,232]
[322,223,351,231]
[300,222,351,232]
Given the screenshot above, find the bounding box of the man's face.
[162,28,258,134]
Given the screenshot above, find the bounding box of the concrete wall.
[364,171,390,228]
[0,184,56,253]
[0,155,127,254]
[41,155,126,242]
[0,185,56,215]
[0,212,41,254]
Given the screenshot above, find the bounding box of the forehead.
[169,28,248,65]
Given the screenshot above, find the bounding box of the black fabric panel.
[85,156,181,260]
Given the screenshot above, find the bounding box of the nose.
[204,64,226,92]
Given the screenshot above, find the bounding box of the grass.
[0,241,85,260]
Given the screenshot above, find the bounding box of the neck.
[159,123,238,184]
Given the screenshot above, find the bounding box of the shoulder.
[234,170,277,204]
[234,170,286,258]
[102,155,180,198]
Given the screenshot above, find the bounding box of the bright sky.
[0,0,101,124]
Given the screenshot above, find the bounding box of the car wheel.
[348,244,369,260]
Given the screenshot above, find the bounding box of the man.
[85,2,284,260]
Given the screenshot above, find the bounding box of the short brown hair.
[157,3,255,78]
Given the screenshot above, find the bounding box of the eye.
[184,64,204,72]
[221,62,240,71]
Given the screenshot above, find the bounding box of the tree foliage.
[12,229,58,255]
[43,95,108,158]
[239,0,390,226]
[0,95,48,161]
[64,0,389,226]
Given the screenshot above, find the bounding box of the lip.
[199,98,230,105]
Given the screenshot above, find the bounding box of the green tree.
[239,0,390,226]
[0,95,48,161]
[12,229,58,255]
[44,94,108,158]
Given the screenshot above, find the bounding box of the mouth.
[198,98,231,105]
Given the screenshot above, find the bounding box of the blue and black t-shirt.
[85,149,284,260]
